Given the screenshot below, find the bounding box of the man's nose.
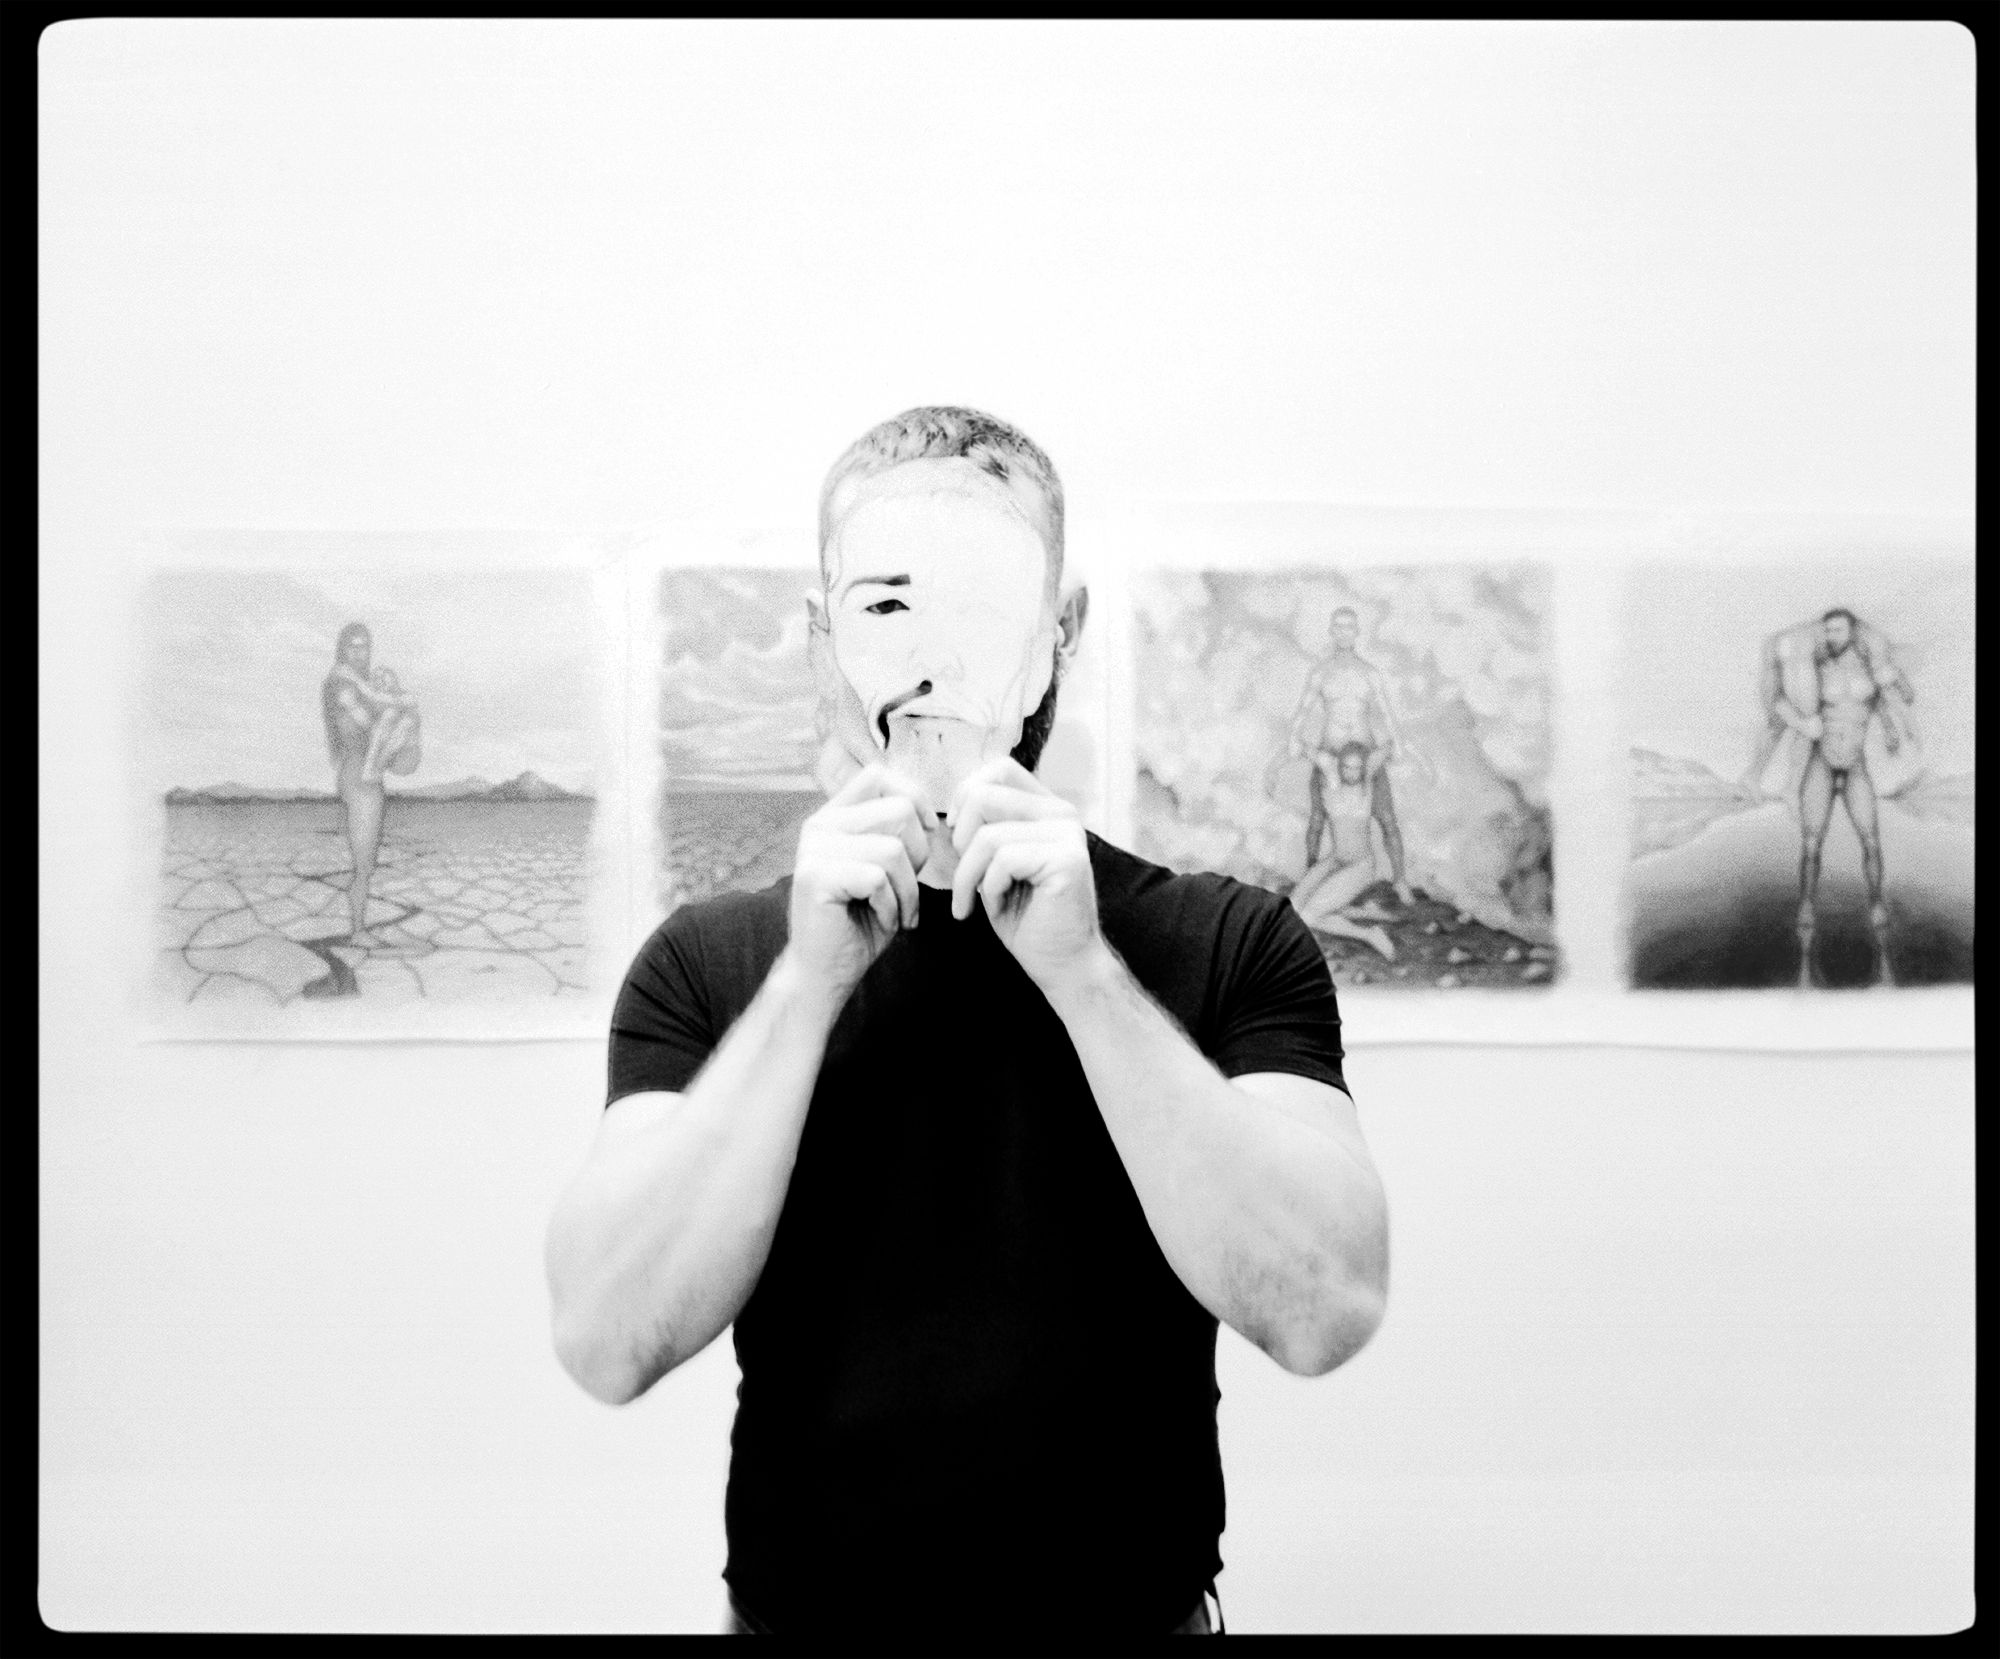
[917,643,964,685]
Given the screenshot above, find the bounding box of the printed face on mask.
[814,466,1057,813]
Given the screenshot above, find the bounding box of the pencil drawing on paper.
[1624,561,1974,989]
[657,565,1101,918]
[1134,567,1557,988]
[657,569,827,915]
[149,569,596,1011]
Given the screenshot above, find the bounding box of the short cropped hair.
[337,621,371,654]
[1822,607,1858,629]
[818,406,1064,597]
[1337,740,1372,769]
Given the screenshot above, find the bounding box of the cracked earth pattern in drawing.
[158,802,590,1008]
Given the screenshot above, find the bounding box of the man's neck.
[919,819,958,888]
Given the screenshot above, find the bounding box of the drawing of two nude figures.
[1275,593,1939,990]
[1755,608,1914,985]
[1280,606,1417,962]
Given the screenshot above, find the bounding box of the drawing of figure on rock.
[1135,566,1557,990]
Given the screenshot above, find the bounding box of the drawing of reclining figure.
[1288,741,1398,960]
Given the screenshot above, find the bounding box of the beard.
[1008,648,1063,774]
[819,642,1065,793]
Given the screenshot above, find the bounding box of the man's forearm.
[1044,948,1387,1376]
[547,951,837,1403]
[1285,682,1319,751]
[1366,671,1405,749]
[1773,696,1818,736]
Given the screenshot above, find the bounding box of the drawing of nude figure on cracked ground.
[151,568,596,1013]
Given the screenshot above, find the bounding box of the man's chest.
[1818,653,1874,704]
[1316,662,1377,713]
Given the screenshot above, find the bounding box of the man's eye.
[863,598,909,615]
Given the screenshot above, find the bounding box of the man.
[1288,741,1397,961]
[1285,606,1416,904]
[546,408,1388,1637]
[1761,606,1914,986]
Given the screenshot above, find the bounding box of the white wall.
[40,20,1974,1632]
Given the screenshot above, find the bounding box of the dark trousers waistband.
[725,1581,1221,1635]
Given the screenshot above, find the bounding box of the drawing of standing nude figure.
[322,621,423,944]
[1284,606,1421,907]
[1623,557,1971,992]
[1756,608,1915,986]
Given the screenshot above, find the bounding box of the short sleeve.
[1207,890,1349,1098]
[606,909,721,1106]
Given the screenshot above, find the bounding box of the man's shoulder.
[659,876,792,932]
[1089,835,1291,938]
[641,878,793,982]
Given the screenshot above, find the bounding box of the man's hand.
[948,758,1107,997]
[787,765,933,1014]
[1777,700,1824,741]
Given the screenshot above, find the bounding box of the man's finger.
[844,833,922,931]
[948,783,1074,853]
[829,857,900,940]
[823,764,939,831]
[824,796,933,874]
[874,767,940,832]
[951,820,1052,921]
[979,840,1051,922]
[949,755,1047,814]
[826,762,889,808]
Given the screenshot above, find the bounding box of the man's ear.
[805,589,839,707]
[1054,583,1089,671]
[807,587,877,767]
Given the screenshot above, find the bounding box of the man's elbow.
[1271,1279,1387,1379]
[551,1311,666,1407]
[545,1241,672,1406]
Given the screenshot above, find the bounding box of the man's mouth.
[875,680,934,748]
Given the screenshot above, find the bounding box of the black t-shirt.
[607,835,1348,1634]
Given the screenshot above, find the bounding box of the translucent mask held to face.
[824,462,1057,813]
[883,711,997,815]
